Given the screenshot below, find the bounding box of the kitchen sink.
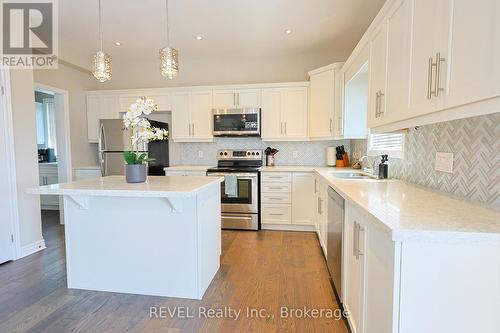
[329,172,375,180]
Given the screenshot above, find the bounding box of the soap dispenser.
[378,155,389,179]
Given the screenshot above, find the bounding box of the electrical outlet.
[292,151,298,159]
[435,152,454,173]
[198,151,204,159]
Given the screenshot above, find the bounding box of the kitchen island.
[29,175,223,300]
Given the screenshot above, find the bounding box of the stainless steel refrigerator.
[98,119,169,176]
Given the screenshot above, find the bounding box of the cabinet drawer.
[262,204,292,225]
[261,183,291,193]
[261,192,292,204]
[262,172,292,183]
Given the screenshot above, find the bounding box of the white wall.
[34,63,99,167]
[9,69,43,249]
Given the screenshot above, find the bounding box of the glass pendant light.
[159,0,179,79]
[92,0,112,82]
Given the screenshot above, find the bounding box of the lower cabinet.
[314,175,328,254]
[39,164,59,209]
[261,171,315,228]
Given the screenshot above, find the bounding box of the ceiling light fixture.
[159,0,179,79]
[195,35,203,40]
[285,29,293,34]
[92,0,112,82]
[114,41,121,46]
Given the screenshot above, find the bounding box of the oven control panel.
[217,149,262,160]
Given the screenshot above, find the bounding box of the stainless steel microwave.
[212,108,261,137]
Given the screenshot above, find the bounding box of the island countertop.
[29,175,223,198]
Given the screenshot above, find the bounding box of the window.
[368,132,405,159]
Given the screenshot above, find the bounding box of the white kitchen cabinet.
[308,63,343,139]
[86,95,120,143]
[39,163,59,209]
[384,0,412,123]
[444,0,500,110]
[313,175,328,254]
[408,0,450,117]
[171,91,213,142]
[119,94,171,114]
[291,173,315,225]
[213,89,261,108]
[343,204,367,333]
[261,86,308,141]
[367,22,387,128]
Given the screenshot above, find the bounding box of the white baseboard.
[261,224,316,232]
[20,239,46,258]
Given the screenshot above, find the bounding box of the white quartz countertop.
[314,169,500,241]
[164,165,214,171]
[29,175,223,198]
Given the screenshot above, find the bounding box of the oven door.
[207,172,258,214]
[212,109,260,136]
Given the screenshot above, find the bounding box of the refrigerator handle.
[100,152,106,176]
[99,122,106,151]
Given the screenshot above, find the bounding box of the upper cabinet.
[119,94,171,114]
[171,90,213,142]
[363,0,500,131]
[308,63,343,139]
[261,86,308,141]
[444,0,500,110]
[86,95,120,143]
[213,88,261,108]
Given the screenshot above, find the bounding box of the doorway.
[34,83,72,238]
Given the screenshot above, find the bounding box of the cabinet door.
[283,87,308,139]
[367,22,387,128]
[170,92,191,140]
[190,90,213,140]
[86,95,101,143]
[261,88,283,139]
[151,94,171,111]
[309,70,335,138]
[118,96,140,114]
[408,0,450,116]
[236,89,261,107]
[213,90,236,108]
[291,173,315,225]
[445,0,500,109]
[385,0,412,123]
[344,205,366,333]
[100,96,120,119]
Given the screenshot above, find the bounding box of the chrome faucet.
[360,155,381,176]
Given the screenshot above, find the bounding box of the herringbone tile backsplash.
[351,113,500,208]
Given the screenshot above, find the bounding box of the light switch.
[435,152,454,173]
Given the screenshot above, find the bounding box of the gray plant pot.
[125,164,147,183]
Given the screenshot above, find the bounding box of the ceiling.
[57,0,385,88]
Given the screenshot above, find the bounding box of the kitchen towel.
[224,175,238,197]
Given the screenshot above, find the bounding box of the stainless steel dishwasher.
[327,186,344,302]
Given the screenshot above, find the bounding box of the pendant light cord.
[98,0,103,51]
[165,0,170,46]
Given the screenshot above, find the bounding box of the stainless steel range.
[206,149,262,230]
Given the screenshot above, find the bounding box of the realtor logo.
[1,0,58,68]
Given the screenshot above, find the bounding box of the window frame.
[367,132,405,159]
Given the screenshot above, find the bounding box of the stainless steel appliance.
[327,186,344,302]
[98,119,169,176]
[212,108,261,137]
[206,149,262,230]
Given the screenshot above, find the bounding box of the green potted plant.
[122,97,168,183]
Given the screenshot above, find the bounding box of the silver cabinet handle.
[192,123,195,136]
[280,122,283,135]
[268,186,284,190]
[314,179,318,194]
[427,57,434,100]
[269,213,284,216]
[434,52,445,97]
[284,122,287,135]
[233,93,236,106]
[237,93,240,106]
[188,123,191,136]
[358,225,365,257]
[375,91,380,117]
[268,176,285,179]
[378,91,384,117]
[329,118,333,133]
[353,222,358,257]
[267,197,284,200]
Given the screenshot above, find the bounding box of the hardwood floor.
[0,211,348,333]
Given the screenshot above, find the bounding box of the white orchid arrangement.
[122,97,168,165]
